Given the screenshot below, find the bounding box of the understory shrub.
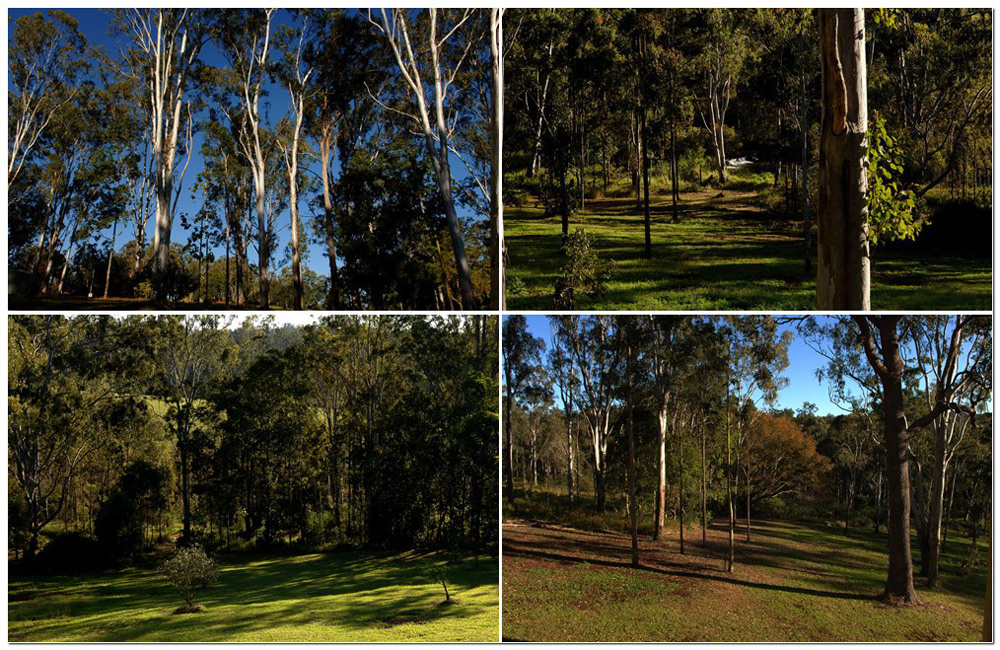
[554,229,612,309]
[159,545,218,610]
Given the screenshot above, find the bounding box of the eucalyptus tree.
[645,315,685,541]
[693,9,757,185]
[114,9,206,281]
[275,11,319,310]
[547,319,578,502]
[8,316,140,557]
[557,315,624,513]
[909,316,991,586]
[368,8,481,309]
[808,315,986,604]
[305,10,383,309]
[490,9,504,309]
[215,8,278,308]
[8,11,87,191]
[503,315,546,501]
[816,9,869,310]
[724,316,791,544]
[152,315,236,542]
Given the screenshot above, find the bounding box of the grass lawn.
[503,490,988,642]
[504,186,991,311]
[9,550,499,642]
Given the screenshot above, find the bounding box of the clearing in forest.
[502,518,987,642]
[9,551,499,642]
[504,185,991,311]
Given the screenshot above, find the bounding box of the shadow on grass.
[10,550,498,642]
[504,537,874,603]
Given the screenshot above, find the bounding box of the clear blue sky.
[9,8,485,276]
[515,315,842,416]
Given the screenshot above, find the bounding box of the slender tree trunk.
[817,9,870,310]
[103,216,118,299]
[654,409,667,541]
[490,9,503,310]
[504,380,515,504]
[926,428,948,587]
[320,133,342,309]
[802,73,811,274]
[745,469,751,542]
[626,334,639,568]
[639,29,652,258]
[701,421,707,546]
[726,375,735,572]
[678,415,685,554]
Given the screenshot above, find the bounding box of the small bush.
[159,545,219,609]
[506,276,526,298]
[554,229,612,309]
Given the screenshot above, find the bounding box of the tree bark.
[817,9,870,310]
[654,408,667,541]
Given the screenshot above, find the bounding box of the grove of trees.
[9,314,499,566]
[503,9,992,308]
[503,315,991,604]
[8,9,505,310]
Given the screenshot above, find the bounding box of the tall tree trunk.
[726,375,735,572]
[701,420,707,546]
[286,101,305,311]
[926,424,948,587]
[566,411,575,504]
[320,130,342,309]
[490,9,504,310]
[504,381,515,504]
[626,333,639,568]
[802,72,811,274]
[817,9,870,310]
[865,316,919,603]
[654,409,667,541]
[103,216,118,299]
[678,414,685,554]
[639,29,652,258]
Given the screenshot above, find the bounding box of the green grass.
[9,550,499,642]
[504,178,991,311]
[503,487,988,642]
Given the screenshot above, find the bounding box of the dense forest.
[8,9,504,310]
[502,9,992,310]
[9,314,499,567]
[503,315,991,607]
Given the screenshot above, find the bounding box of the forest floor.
[9,550,498,642]
[504,184,991,311]
[503,514,987,641]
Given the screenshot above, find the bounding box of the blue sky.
[516,315,843,415]
[9,8,485,276]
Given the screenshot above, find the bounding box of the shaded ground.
[9,550,498,642]
[503,518,987,642]
[504,188,991,310]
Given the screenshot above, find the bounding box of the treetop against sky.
[511,315,992,417]
[7,8,487,278]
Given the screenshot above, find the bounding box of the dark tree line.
[9,314,499,567]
